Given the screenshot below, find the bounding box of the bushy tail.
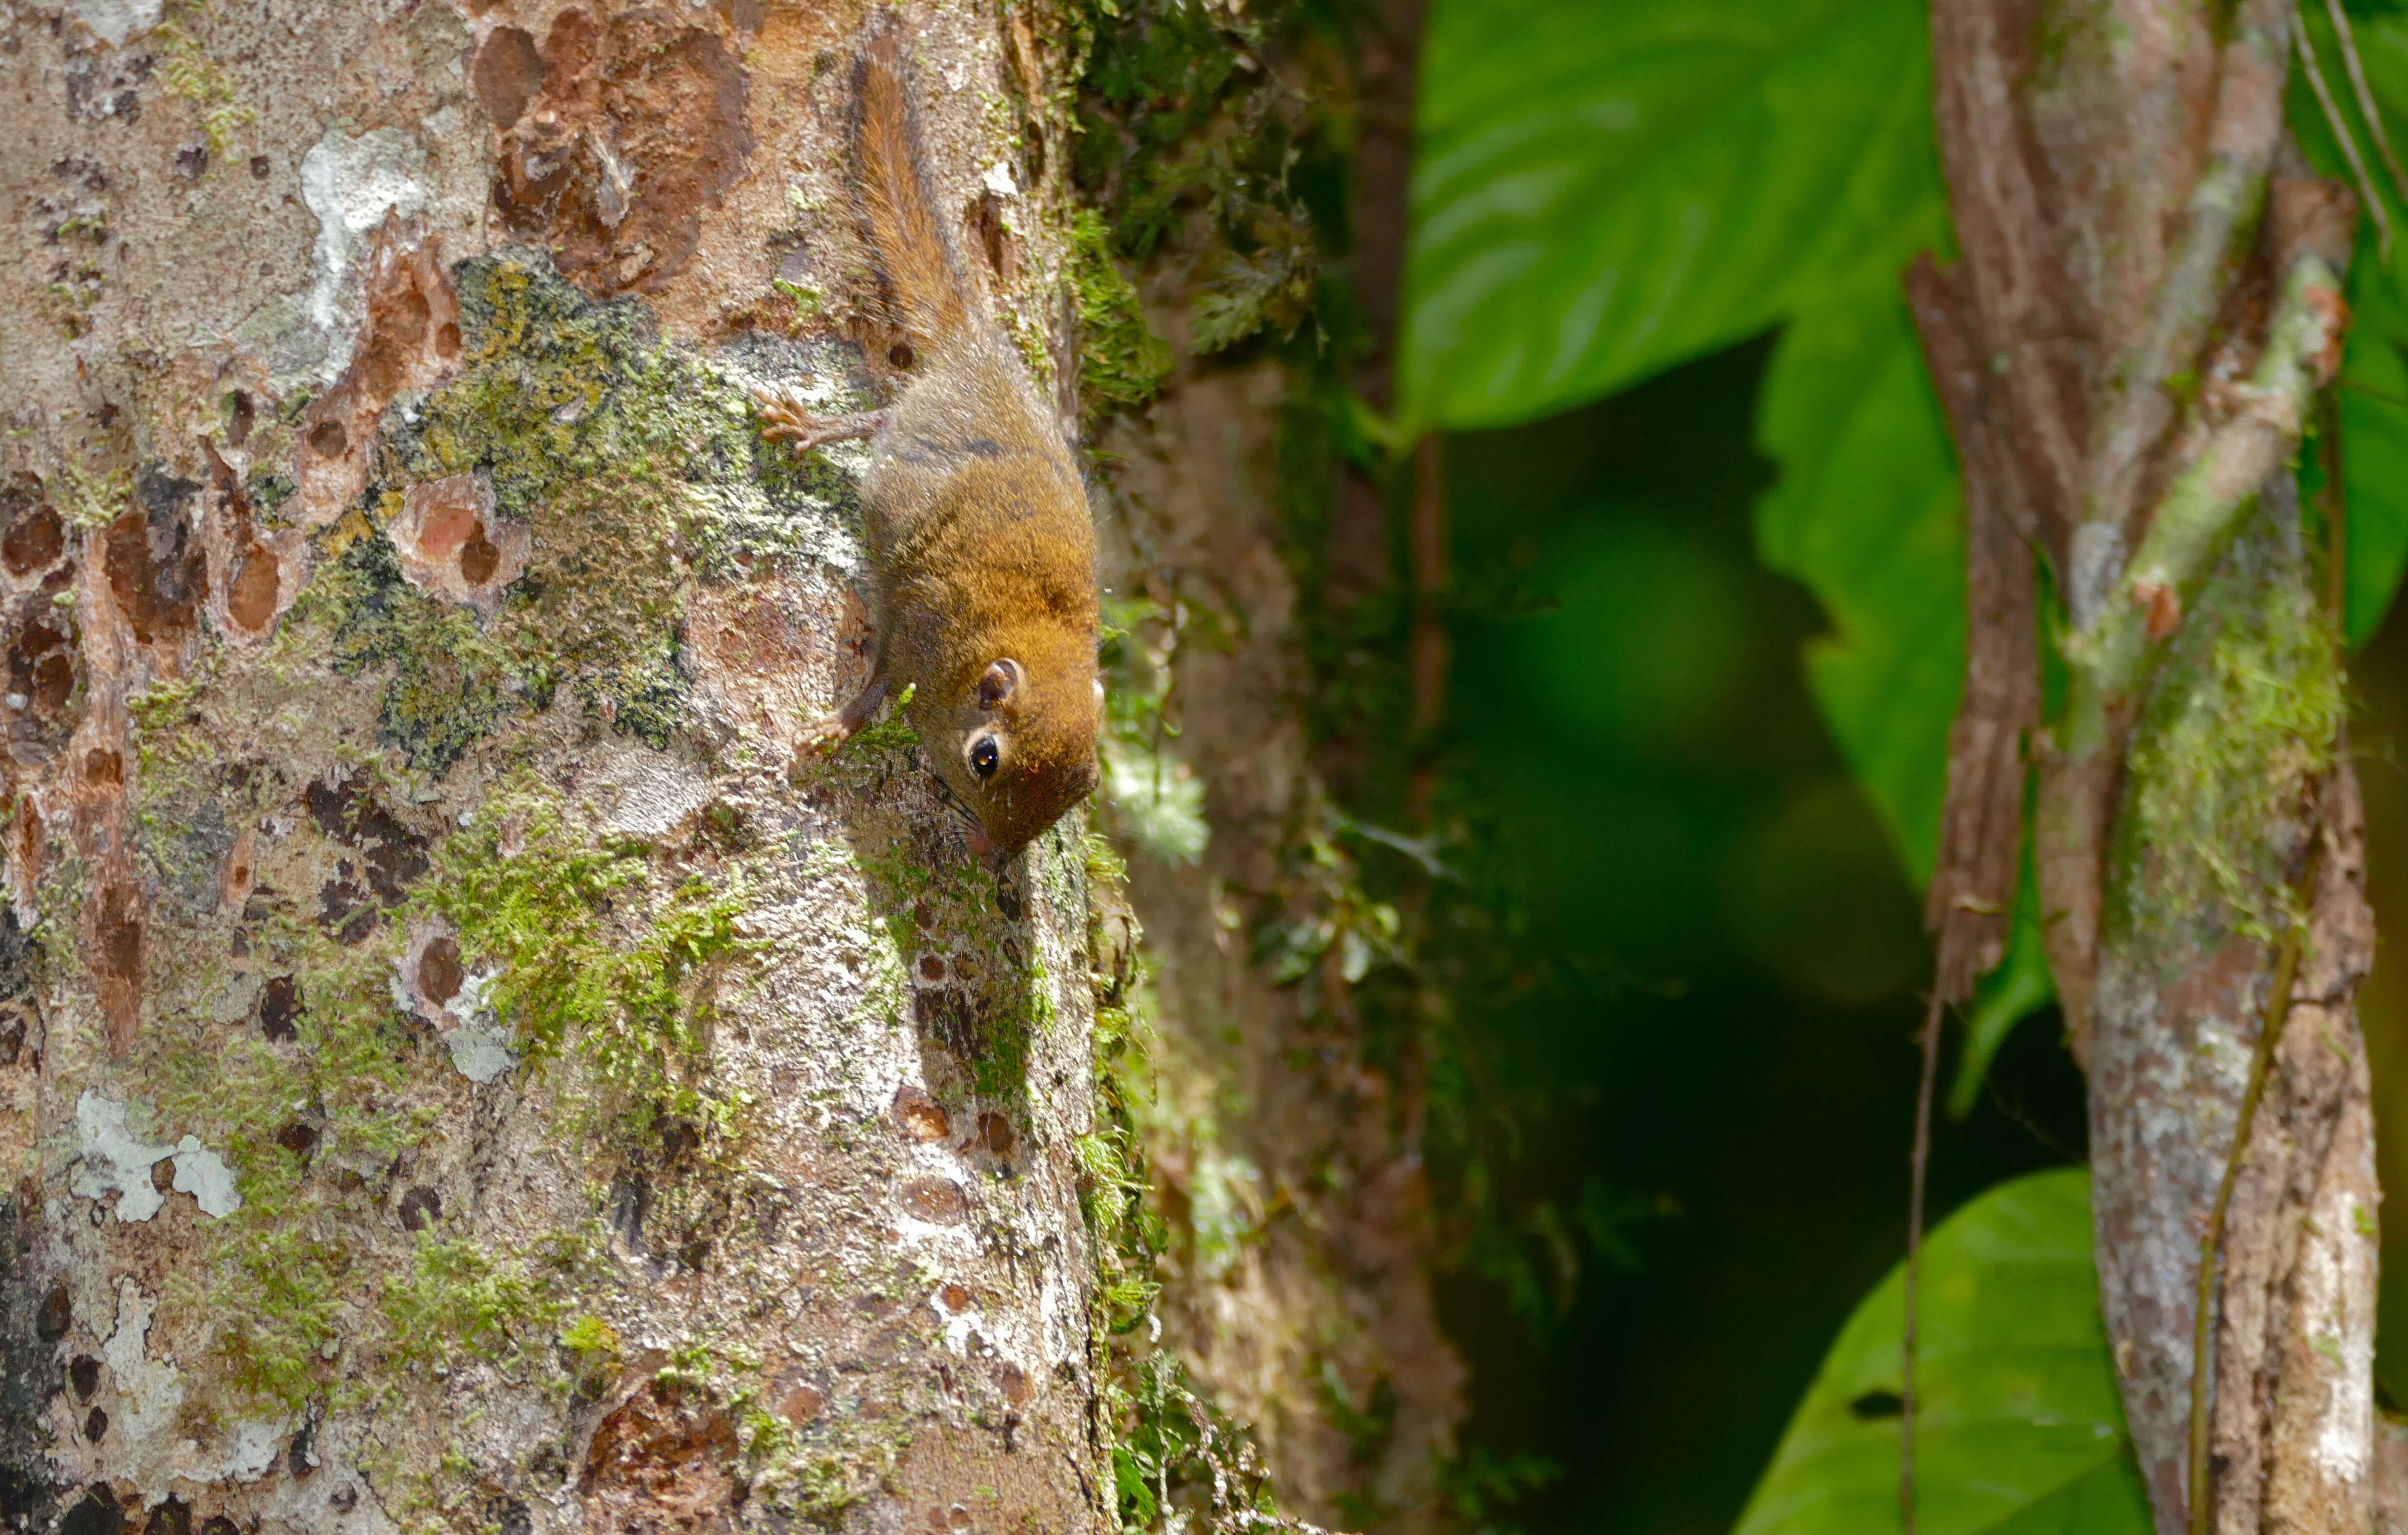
[853,20,972,346]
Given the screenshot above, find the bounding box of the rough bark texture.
[1917,0,2380,1529]
[0,3,1121,1532]
[1096,348,1464,1531]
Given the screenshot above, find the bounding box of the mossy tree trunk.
[0,3,1128,1531]
[1912,1,2380,1528]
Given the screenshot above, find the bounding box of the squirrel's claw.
[795,711,856,758]
[750,383,887,455]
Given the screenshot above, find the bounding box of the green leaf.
[1753,279,1963,885]
[2289,6,2408,646]
[1733,1169,2149,1535]
[2342,245,2408,647]
[1403,0,1946,431]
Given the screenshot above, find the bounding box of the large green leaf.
[1402,0,1946,432]
[1733,1169,2148,1535]
[1753,279,1963,884]
[2292,6,2408,647]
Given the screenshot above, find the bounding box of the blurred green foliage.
[1402,0,1945,431]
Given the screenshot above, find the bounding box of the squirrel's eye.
[968,735,1000,779]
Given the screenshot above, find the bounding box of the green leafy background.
[1404,0,2408,1522]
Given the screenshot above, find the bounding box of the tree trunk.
[1096,352,1465,1532]
[1913,1,2379,1528]
[0,3,1122,1531]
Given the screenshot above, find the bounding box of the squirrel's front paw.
[795,711,855,758]
[748,384,887,455]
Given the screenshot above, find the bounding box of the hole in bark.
[307,420,348,459]
[226,546,279,632]
[68,1355,99,1399]
[918,953,945,983]
[92,885,142,1048]
[896,1177,969,1226]
[777,1383,824,1424]
[889,342,915,369]
[172,145,206,181]
[226,390,254,447]
[436,321,461,358]
[248,155,270,180]
[458,524,500,586]
[83,1407,106,1441]
[258,974,300,1040]
[275,1122,317,1158]
[472,27,543,131]
[144,1496,188,1535]
[397,1185,441,1231]
[891,1086,948,1142]
[36,1283,69,1340]
[2,504,62,576]
[83,750,119,786]
[418,935,462,1005]
[200,1517,239,1535]
[58,1490,121,1535]
[106,469,205,646]
[976,1110,1016,1158]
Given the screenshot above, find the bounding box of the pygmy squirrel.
[755,18,1101,864]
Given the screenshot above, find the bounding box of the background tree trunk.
[1914,1,2380,1527]
[0,3,1126,1531]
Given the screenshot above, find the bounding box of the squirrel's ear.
[976,659,1019,709]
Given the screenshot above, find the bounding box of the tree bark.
[1096,350,1465,1533]
[0,3,1121,1531]
[1915,1,2380,1529]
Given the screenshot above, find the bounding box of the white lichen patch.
[70,1091,243,1220]
[91,1280,289,1494]
[397,916,516,1083]
[69,1090,171,1222]
[297,127,431,382]
[71,0,160,46]
[169,1135,242,1217]
[443,1016,517,1084]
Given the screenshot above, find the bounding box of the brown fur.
[776,16,1100,859]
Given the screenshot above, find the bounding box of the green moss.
[148,924,430,1409]
[302,527,517,778]
[379,1238,550,1370]
[1069,209,1172,414]
[156,0,255,161]
[417,779,753,1143]
[2115,521,2343,950]
[299,255,850,773]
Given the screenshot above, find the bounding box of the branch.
[2064,248,2348,713]
[2069,0,2294,629]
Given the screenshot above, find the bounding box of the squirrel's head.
[931,634,1101,864]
